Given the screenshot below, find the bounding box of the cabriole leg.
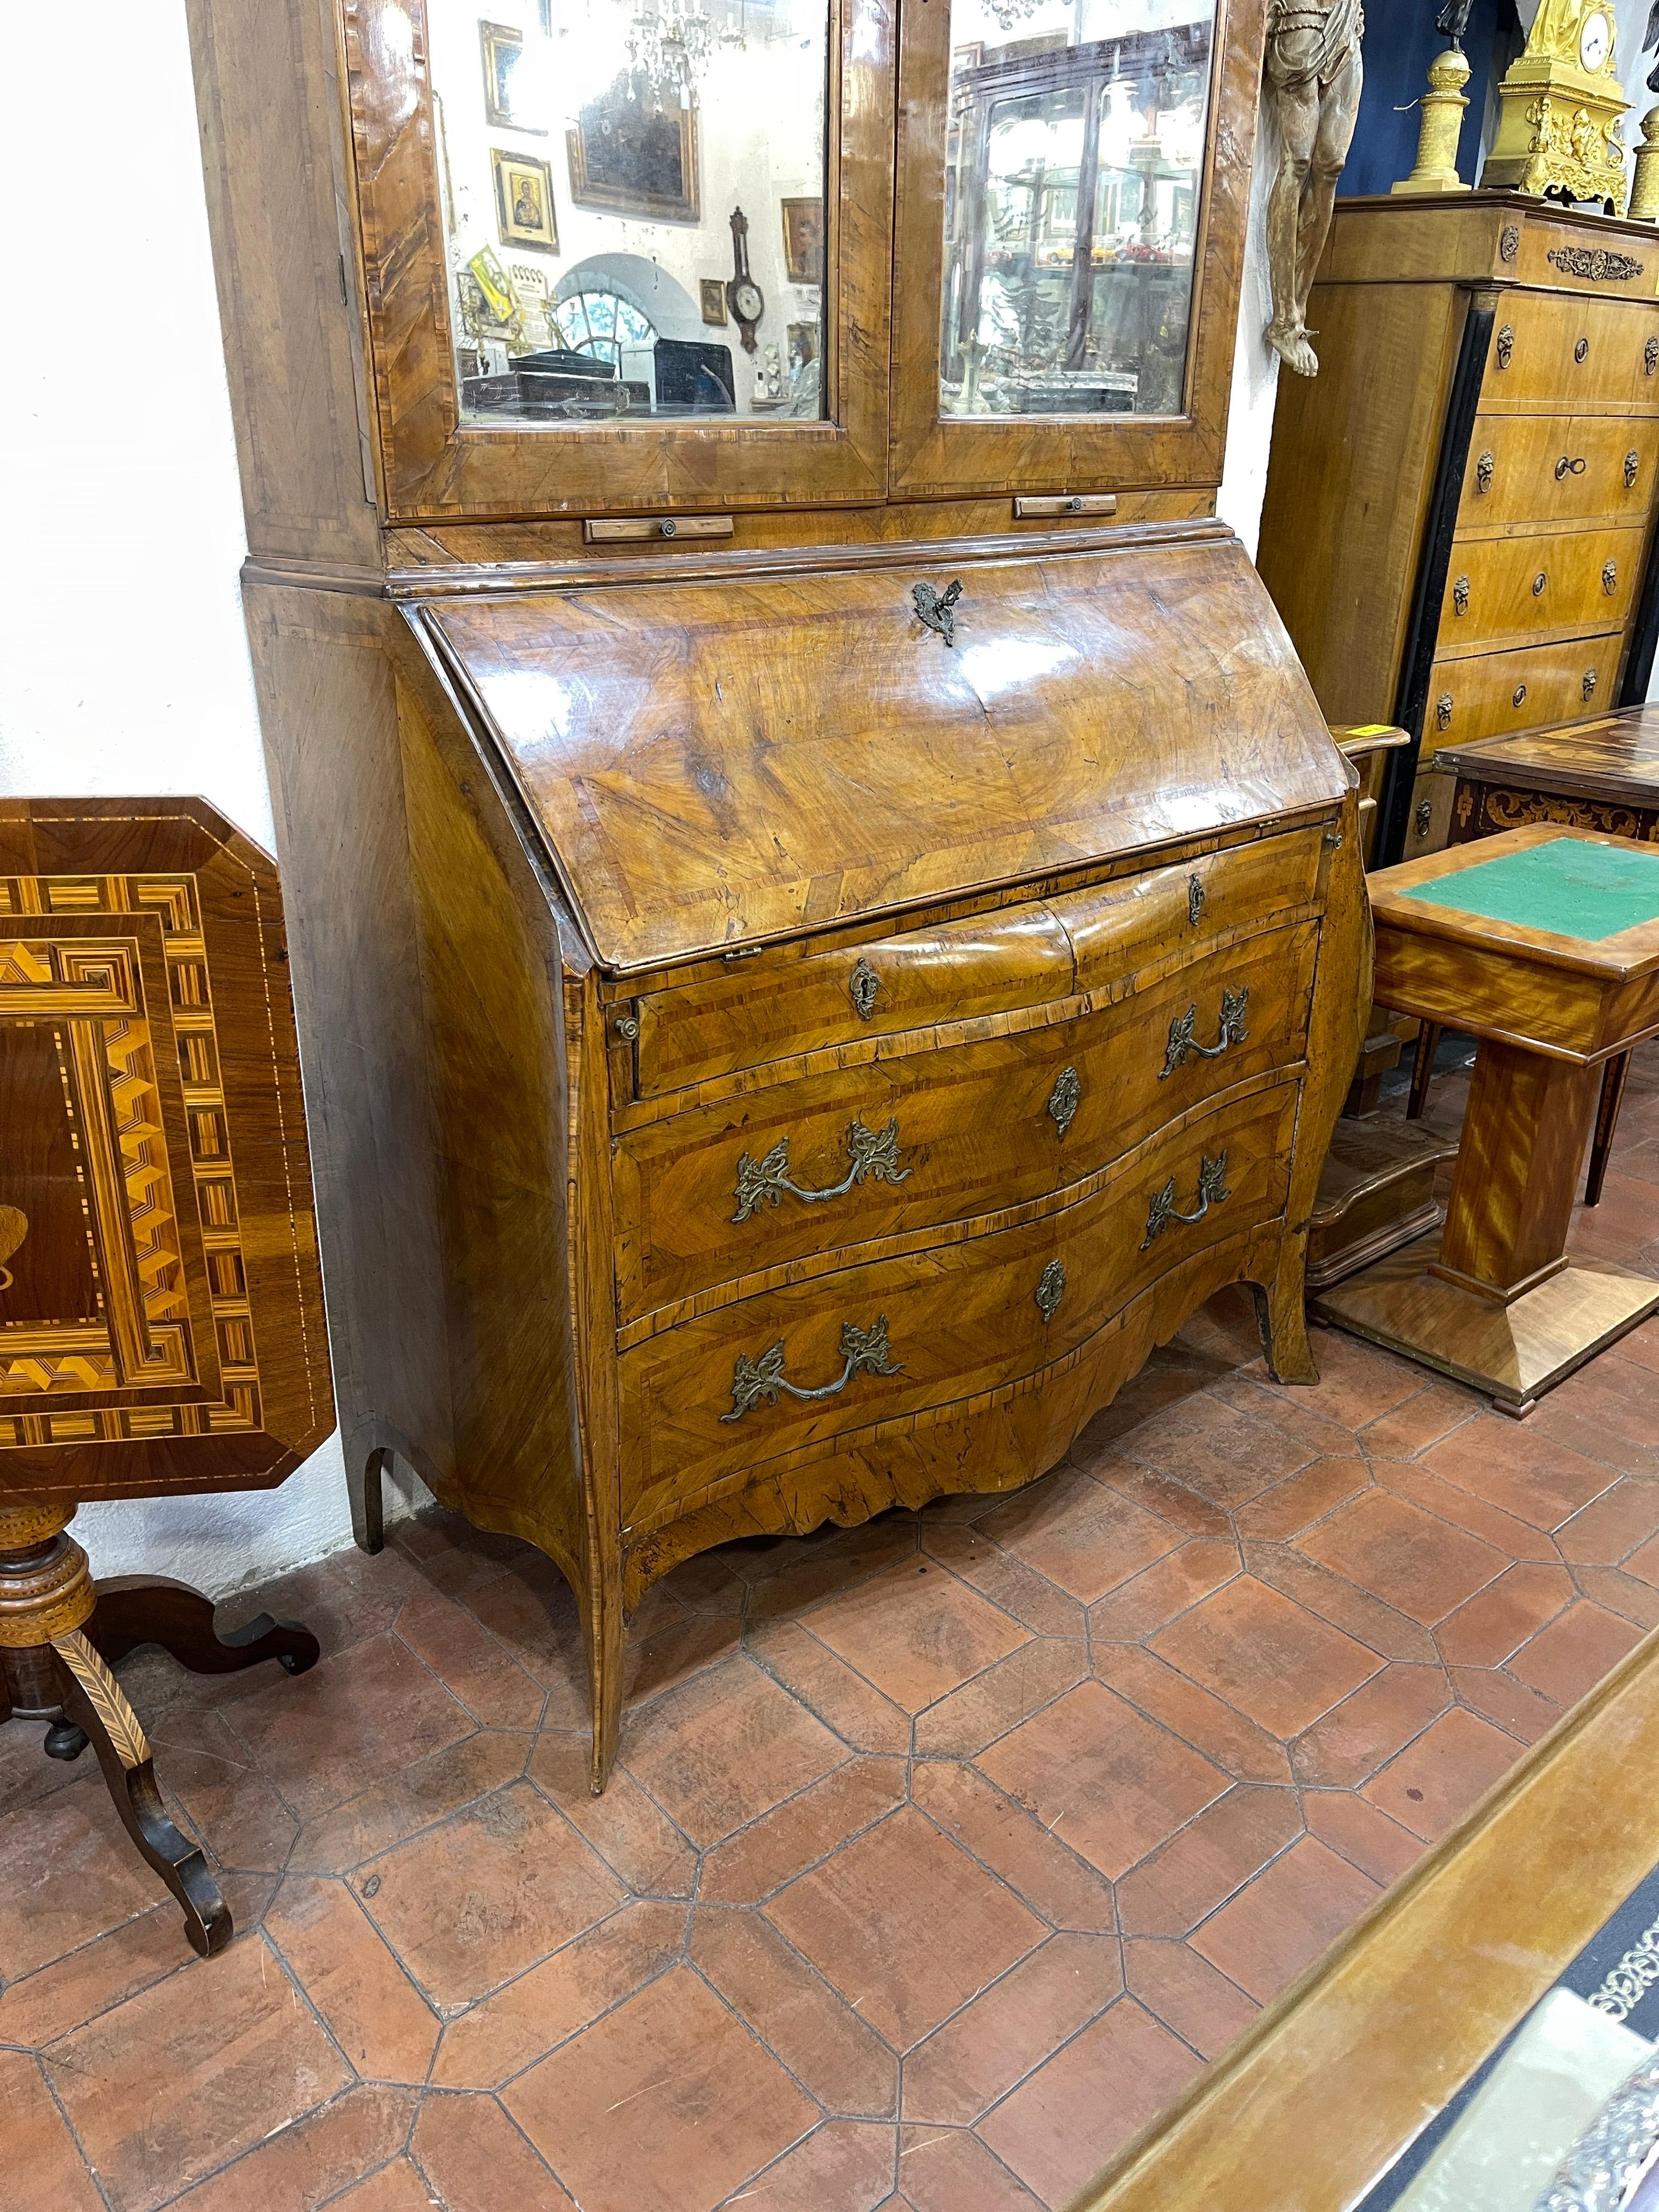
[1252,1240,1319,1386]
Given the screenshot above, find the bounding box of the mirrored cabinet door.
[344,0,893,517]
[891,0,1262,498]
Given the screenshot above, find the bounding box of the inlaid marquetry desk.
[1313,825,1659,1413]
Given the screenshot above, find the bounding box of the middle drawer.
[1433,522,1645,657]
[614,919,1317,1326]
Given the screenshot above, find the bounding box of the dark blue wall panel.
[1337,2,1510,200]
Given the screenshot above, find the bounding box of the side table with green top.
[1313,825,1659,1413]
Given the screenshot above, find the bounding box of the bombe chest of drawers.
[1259,194,1659,869]
[190,0,1369,1784]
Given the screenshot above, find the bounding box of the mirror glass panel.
[426,0,830,424]
[938,0,1215,420]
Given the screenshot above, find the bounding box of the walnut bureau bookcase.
[1258,193,1659,870]
[187,0,1369,1787]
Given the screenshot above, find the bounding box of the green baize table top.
[1401,836,1659,944]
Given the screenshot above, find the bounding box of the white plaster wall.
[0,3,369,1597]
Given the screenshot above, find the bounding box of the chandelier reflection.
[624,0,717,97]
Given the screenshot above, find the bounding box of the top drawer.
[1483,293,1659,415]
[627,822,1332,1097]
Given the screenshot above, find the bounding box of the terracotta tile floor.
[11,1056,1659,2212]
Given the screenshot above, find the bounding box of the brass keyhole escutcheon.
[1034,1260,1066,1322]
[1575,337,1589,364]
[1512,684,1527,708]
[659,519,678,538]
[849,957,881,1020]
[1533,572,1548,597]
[1187,875,1205,926]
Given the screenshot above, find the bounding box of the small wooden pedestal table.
[0,798,334,1955]
[1313,825,1659,1414]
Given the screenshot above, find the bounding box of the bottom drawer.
[620,1078,1299,1527]
[1422,632,1622,764]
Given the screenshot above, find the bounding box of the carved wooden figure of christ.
[1264,0,1365,375]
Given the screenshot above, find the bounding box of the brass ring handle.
[1648,336,1658,375]
[732,1117,910,1223]
[1496,325,1514,369]
[1555,455,1587,478]
[722,1314,901,1421]
[1436,693,1454,732]
[1604,560,1619,594]
[1141,1152,1231,1251]
[1452,575,1470,617]
[1415,798,1433,838]
[1160,986,1250,1079]
[1475,451,1495,494]
[1628,452,1642,489]
[1584,668,1599,700]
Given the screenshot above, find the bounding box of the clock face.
[1580,9,1612,72]
[733,280,764,324]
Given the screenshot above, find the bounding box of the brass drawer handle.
[1187,874,1206,926]
[1436,693,1453,731]
[1648,336,1658,375]
[732,1117,910,1224]
[1496,324,1514,370]
[1585,667,1599,700]
[1555,455,1587,478]
[1628,451,1642,489]
[1035,1260,1066,1321]
[1512,683,1528,708]
[912,578,963,646]
[1475,450,1495,494]
[1160,986,1250,1079]
[1048,1065,1081,1138]
[1604,559,1619,594]
[849,957,881,1020]
[1141,1152,1231,1250]
[1415,797,1434,838]
[1452,575,1470,616]
[1533,571,1548,597]
[722,1314,901,1421]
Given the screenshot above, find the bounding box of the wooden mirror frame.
[888,0,1264,498]
[339,0,894,520]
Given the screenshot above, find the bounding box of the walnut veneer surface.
[190,0,1370,1786]
[1258,193,1659,869]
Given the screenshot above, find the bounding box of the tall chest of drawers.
[1258,194,1659,867]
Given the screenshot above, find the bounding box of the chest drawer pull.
[1035,1260,1066,1321]
[1160,986,1250,1079]
[1604,559,1619,594]
[1585,667,1599,700]
[1496,325,1514,370]
[732,1117,909,1224]
[1141,1152,1232,1250]
[1648,337,1658,376]
[1475,451,1495,494]
[1047,1065,1081,1137]
[849,957,881,1019]
[722,1313,900,1421]
[1555,455,1587,479]
[1436,693,1453,732]
[1452,575,1470,616]
[1628,451,1642,489]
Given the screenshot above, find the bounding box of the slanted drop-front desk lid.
[414,525,1350,975]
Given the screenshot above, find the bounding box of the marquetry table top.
[1437,706,1659,811]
